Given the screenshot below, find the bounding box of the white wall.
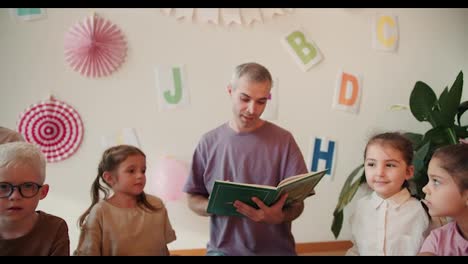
[1,8,467,251]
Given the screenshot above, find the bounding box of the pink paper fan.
[17,97,84,163]
[64,15,127,78]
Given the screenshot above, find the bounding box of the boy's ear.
[227,84,233,95]
[39,184,49,200]
[405,165,415,180]
[102,171,114,186]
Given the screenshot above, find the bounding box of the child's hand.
[459,138,468,144]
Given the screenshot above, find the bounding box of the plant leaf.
[413,142,430,176]
[438,71,463,127]
[411,172,429,199]
[423,127,454,148]
[336,164,364,202]
[457,100,468,126]
[332,173,365,238]
[341,176,364,206]
[410,81,437,125]
[404,132,423,150]
[334,171,365,214]
[446,127,458,144]
[331,165,365,238]
[454,125,468,139]
[438,86,449,111]
[331,210,343,239]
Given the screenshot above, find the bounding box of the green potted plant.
[331,71,468,238]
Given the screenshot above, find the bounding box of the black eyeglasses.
[0,182,43,198]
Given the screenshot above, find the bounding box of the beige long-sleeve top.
[74,194,176,256]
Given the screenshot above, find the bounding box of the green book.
[206,169,328,216]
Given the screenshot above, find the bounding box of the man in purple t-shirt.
[183,62,308,256]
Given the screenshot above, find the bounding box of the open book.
[206,169,327,216]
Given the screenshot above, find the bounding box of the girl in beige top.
[74,145,176,256]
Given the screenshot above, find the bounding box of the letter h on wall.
[310,137,336,177]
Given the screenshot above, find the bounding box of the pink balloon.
[148,156,189,202]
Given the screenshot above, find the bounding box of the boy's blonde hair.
[0,127,24,144]
[0,142,46,183]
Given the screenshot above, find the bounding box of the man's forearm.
[282,201,304,222]
[187,193,211,217]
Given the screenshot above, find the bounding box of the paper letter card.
[332,70,362,114]
[155,65,190,111]
[281,28,323,72]
[372,14,399,52]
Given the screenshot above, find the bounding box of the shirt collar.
[370,188,411,209]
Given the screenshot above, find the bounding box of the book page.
[216,180,277,190]
[278,170,323,187]
[278,179,317,206]
[276,170,327,205]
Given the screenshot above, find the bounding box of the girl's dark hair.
[364,132,414,165]
[364,132,414,189]
[78,145,158,227]
[431,143,468,193]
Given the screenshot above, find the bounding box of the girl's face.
[422,157,468,218]
[365,144,413,199]
[109,154,146,197]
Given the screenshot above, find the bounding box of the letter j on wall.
[155,65,190,111]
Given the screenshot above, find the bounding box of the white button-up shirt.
[346,188,430,255]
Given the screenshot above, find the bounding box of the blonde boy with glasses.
[0,142,69,255]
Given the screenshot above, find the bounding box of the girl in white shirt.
[346,132,430,256]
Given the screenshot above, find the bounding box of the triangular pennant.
[174,8,194,20]
[197,8,219,24]
[240,8,262,25]
[160,8,173,16]
[221,8,241,25]
[260,8,285,19]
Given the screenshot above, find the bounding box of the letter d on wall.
[332,70,362,114]
[281,29,323,72]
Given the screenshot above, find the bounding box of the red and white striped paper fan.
[64,14,127,78]
[17,98,84,163]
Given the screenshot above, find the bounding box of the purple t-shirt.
[420,221,468,256]
[183,121,308,256]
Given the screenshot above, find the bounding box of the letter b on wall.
[281,29,323,72]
